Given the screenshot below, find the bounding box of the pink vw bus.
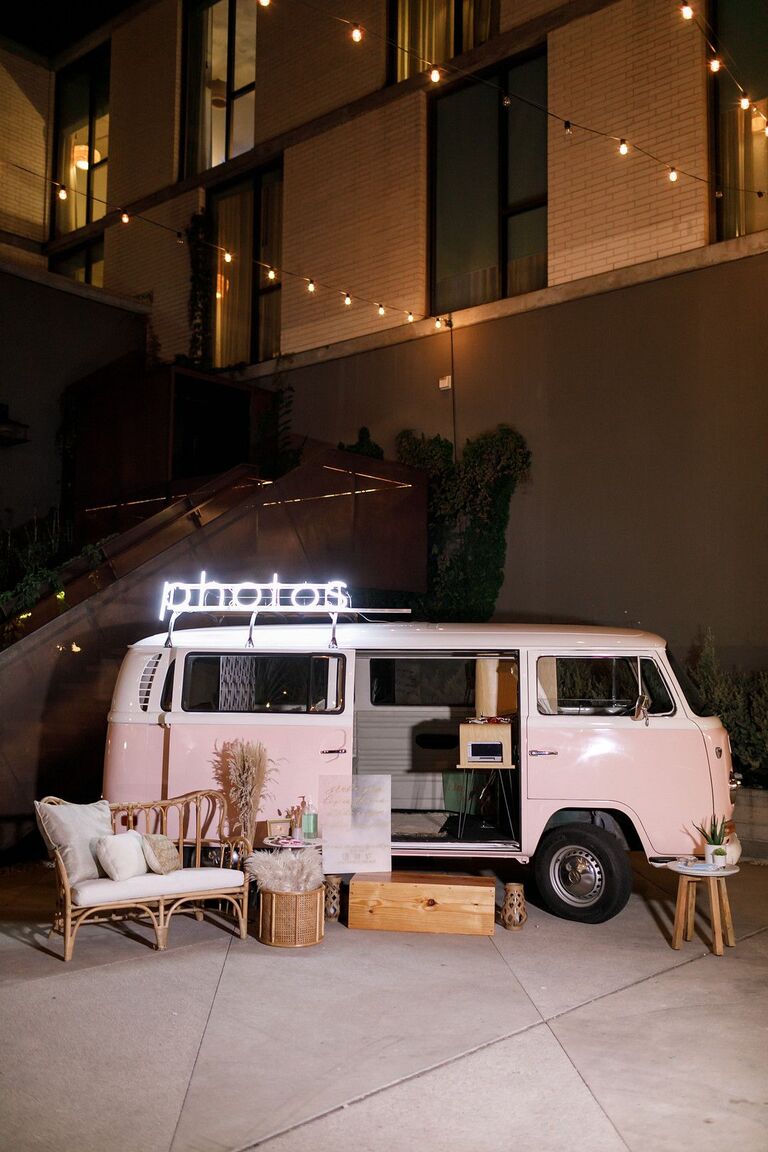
[103,575,738,922]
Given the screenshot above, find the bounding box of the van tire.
[533,824,633,923]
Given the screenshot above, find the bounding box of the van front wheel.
[533,824,632,923]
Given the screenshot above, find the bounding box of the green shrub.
[687,631,768,788]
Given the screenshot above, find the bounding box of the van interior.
[355,653,520,849]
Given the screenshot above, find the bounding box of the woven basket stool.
[258,885,325,947]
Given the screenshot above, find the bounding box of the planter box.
[734,788,768,859]
[348,872,496,935]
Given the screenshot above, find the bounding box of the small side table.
[667,862,739,956]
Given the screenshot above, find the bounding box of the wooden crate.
[348,872,496,935]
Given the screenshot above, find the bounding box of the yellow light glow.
[224,251,233,263]
[344,292,352,306]
[57,186,68,200]
[668,166,678,182]
[120,212,130,224]
[740,96,751,110]
[435,317,442,329]
[308,279,316,293]
[267,268,276,280]
[618,139,629,155]
[430,67,440,83]
[351,24,362,42]
[71,642,81,653]
[710,58,722,73]
[258,0,270,6]
[407,312,414,322]
[56,590,65,600]
[681,3,693,19]
[377,304,385,316]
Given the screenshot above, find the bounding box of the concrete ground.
[1,855,767,1152]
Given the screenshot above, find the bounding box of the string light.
[351,24,362,42]
[344,291,352,305]
[680,3,693,19]
[407,312,414,322]
[258,0,270,6]
[377,304,385,316]
[564,121,573,136]
[267,268,276,280]
[618,139,629,155]
[709,58,722,73]
[223,250,233,263]
[307,278,316,293]
[176,232,184,245]
[668,166,678,182]
[57,185,67,200]
[434,317,442,329]
[740,95,750,110]
[120,211,130,224]
[429,67,440,83]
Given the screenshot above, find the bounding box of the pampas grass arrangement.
[222,739,275,845]
[245,849,324,893]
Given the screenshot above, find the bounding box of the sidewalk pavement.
[1,855,766,1152]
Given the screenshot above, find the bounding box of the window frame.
[51,42,110,239]
[535,655,676,719]
[429,44,547,315]
[180,651,346,715]
[387,0,500,85]
[209,163,282,366]
[181,0,258,178]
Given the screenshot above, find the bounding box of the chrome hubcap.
[549,844,604,907]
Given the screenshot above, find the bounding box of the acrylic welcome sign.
[319,775,392,874]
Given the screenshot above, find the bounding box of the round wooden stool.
[668,862,739,956]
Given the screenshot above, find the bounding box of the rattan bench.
[35,790,251,961]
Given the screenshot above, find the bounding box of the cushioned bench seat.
[71,867,245,907]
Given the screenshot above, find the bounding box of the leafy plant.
[687,630,768,788]
[186,210,214,366]
[396,424,530,621]
[693,815,727,844]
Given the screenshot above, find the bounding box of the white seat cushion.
[71,867,245,907]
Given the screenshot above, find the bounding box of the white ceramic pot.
[725,833,742,866]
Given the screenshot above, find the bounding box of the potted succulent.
[693,814,727,866]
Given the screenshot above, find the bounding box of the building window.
[50,238,104,287]
[432,49,547,314]
[714,0,768,240]
[211,166,282,366]
[391,0,498,82]
[53,45,110,236]
[183,0,257,176]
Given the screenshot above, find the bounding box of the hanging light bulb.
[680,3,693,19]
[351,24,363,42]
[709,58,722,73]
[668,166,678,182]
[223,250,233,263]
[564,120,573,136]
[434,317,442,329]
[176,232,185,245]
[258,0,270,6]
[307,279,316,293]
[740,95,751,110]
[120,211,130,224]
[57,185,68,200]
[407,311,414,323]
[344,292,352,306]
[618,139,629,155]
[430,67,441,83]
[267,268,276,280]
[377,304,385,316]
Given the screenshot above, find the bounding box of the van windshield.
[666,649,716,716]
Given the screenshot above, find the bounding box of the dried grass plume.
[245,849,324,893]
[216,739,275,845]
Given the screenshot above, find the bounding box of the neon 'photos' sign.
[159,572,351,621]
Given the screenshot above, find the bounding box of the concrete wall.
[285,250,768,671]
[0,266,147,527]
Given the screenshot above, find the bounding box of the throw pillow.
[142,834,182,875]
[34,799,113,884]
[94,830,148,882]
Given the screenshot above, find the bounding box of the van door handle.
[529,749,558,756]
[321,747,347,755]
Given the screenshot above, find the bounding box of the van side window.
[181,653,344,713]
[160,659,175,711]
[370,658,475,707]
[537,657,674,716]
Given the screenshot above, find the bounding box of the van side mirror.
[633,693,650,725]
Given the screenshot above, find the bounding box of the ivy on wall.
[186,210,214,366]
[396,424,530,622]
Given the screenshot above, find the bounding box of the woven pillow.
[142,834,182,875]
[34,799,113,884]
[95,830,148,882]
